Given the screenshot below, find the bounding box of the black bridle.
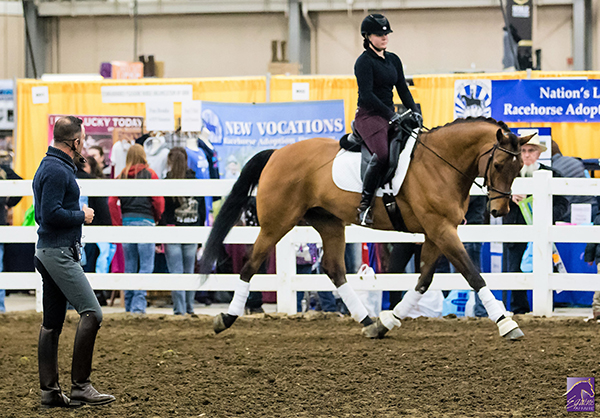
[479,141,521,201]
[411,127,521,201]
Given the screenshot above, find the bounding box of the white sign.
[292,82,310,101]
[145,102,175,132]
[181,101,203,132]
[32,86,49,104]
[102,85,193,103]
[571,203,592,225]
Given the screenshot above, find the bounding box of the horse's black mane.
[428,116,511,133]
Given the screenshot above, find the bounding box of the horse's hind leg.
[363,238,442,339]
[214,219,300,334]
[304,209,374,330]
[428,225,524,340]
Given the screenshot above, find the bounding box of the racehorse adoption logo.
[565,377,595,412]
[454,80,492,119]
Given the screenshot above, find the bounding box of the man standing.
[503,136,567,314]
[33,116,115,408]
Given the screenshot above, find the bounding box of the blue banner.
[491,79,600,123]
[200,100,345,178]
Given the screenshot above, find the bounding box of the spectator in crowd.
[551,140,598,221]
[87,145,109,177]
[503,136,567,314]
[161,147,205,315]
[584,214,600,320]
[296,242,338,313]
[0,163,22,313]
[109,144,164,314]
[33,116,114,407]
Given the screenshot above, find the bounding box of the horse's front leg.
[432,226,524,340]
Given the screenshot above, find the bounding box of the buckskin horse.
[199,117,533,340]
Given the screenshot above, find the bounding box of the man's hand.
[82,204,95,224]
[512,194,526,204]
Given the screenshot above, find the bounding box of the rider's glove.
[411,112,423,128]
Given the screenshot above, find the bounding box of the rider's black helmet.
[360,14,393,37]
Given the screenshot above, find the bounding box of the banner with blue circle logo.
[200,100,345,178]
[455,79,600,123]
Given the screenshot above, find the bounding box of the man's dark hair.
[89,145,104,157]
[53,116,83,144]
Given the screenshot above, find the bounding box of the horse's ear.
[518,133,536,146]
[495,128,507,143]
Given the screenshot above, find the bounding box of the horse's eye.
[494,162,502,170]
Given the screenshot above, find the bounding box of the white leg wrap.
[379,310,401,331]
[478,287,506,323]
[227,279,250,317]
[337,283,369,322]
[393,290,423,319]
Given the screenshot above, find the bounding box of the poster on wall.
[0,80,14,130]
[48,115,144,168]
[200,100,345,179]
[455,79,600,123]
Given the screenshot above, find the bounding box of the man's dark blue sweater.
[33,146,85,248]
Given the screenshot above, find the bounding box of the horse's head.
[482,128,535,217]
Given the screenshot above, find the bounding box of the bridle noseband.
[480,141,521,201]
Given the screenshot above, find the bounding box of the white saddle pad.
[332,130,418,197]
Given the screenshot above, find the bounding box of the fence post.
[275,231,296,315]
[531,170,553,316]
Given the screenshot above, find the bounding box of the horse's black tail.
[198,149,275,275]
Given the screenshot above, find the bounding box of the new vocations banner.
[491,79,600,123]
[200,100,345,179]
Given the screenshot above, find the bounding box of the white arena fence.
[1,170,599,316]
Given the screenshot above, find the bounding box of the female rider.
[354,13,422,226]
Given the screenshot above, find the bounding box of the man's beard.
[520,162,539,177]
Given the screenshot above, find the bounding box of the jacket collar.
[366,47,387,61]
[46,146,77,173]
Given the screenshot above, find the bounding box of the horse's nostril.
[491,209,498,217]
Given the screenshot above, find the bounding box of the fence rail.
[1,171,599,315]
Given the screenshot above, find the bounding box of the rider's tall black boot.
[357,154,385,226]
[39,326,71,408]
[70,312,116,407]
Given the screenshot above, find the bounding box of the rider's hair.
[363,36,370,50]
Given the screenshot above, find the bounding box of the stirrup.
[357,206,373,226]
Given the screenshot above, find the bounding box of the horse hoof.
[213,313,230,334]
[361,322,380,339]
[503,327,525,340]
[361,318,389,339]
[497,317,523,340]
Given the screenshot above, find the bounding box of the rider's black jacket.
[354,48,418,120]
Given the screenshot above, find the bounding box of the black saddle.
[339,118,415,185]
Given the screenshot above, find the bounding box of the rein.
[406,124,520,200]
